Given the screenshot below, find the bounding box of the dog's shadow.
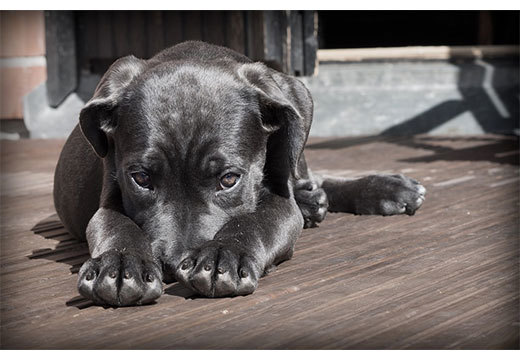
[29,214,95,309]
[30,214,196,309]
[30,214,89,274]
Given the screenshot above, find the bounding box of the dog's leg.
[319,174,426,216]
[293,154,329,228]
[77,208,163,306]
[174,193,303,297]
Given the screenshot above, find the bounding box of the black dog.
[53,41,426,306]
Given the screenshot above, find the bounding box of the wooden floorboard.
[0,135,518,349]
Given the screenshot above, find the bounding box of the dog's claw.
[175,243,260,298]
[357,174,426,216]
[78,250,163,306]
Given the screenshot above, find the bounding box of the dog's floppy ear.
[79,55,146,158]
[238,62,312,179]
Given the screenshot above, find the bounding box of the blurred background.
[0,10,518,139]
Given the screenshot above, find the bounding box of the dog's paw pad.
[175,245,260,298]
[78,250,163,306]
[379,175,426,216]
[353,174,426,216]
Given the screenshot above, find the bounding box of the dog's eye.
[131,171,152,189]
[219,172,240,190]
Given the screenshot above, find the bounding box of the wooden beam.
[318,45,520,62]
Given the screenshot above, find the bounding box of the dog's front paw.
[294,179,329,228]
[175,242,261,297]
[78,249,163,306]
[358,174,426,216]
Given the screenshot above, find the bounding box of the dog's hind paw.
[355,174,426,216]
[77,249,163,306]
[294,179,329,228]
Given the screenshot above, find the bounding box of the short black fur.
[53,41,426,306]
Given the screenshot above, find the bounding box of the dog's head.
[79,52,312,270]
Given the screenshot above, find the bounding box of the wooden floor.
[0,135,518,349]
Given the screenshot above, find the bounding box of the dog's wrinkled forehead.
[116,63,264,160]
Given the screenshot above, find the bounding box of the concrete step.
[301,59,519,136]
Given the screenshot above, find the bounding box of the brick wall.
[0,11,47,120]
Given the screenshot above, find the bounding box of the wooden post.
[44,11,77,107]
[146,11,165,57]
[163,11,183,48]
[226,11,246,54]
[290,11,304,76]
[184,11,202,41]
[256,10,318,76]
[263,10,289,73]
[303,11,318,77]
[245,11,265,62]
[202,11,226,46]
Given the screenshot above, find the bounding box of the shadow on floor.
[306,136,519,166]
[29,213,89,274]
[30,214,94,309]
[395,136,519,165]
[164,283,197,299]
[30,214,195,308]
